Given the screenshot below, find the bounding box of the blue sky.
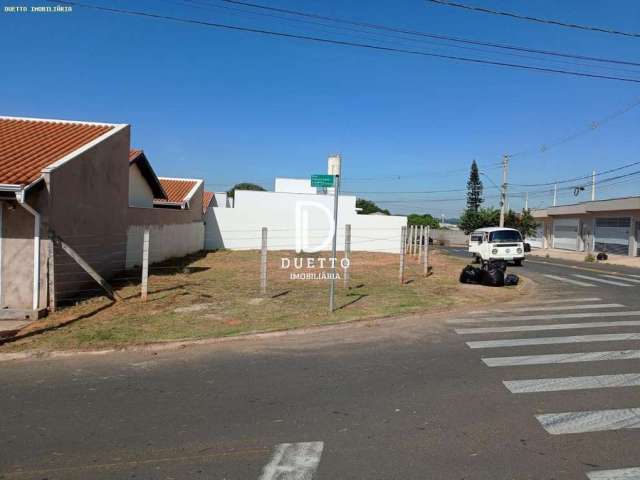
[2,0,639,216]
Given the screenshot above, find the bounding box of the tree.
[459,207,539,237]
[227,182,266,198]
[356,198,390,215]
[466,160,484,213]
[407,213,440,228]
[459,207,499,234]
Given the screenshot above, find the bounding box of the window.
[489,230,522,243]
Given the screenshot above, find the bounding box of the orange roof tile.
[129,148,143,162]
[157,178,199,204]
[0,117,116,186]
[202,191,215,213]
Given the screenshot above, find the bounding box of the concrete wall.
[0,199,48,309]
[129,163,154,208]
[204,190,406,253]
[430,228,468,246]
[125,184,205,268]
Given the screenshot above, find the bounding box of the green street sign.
[311,174,334,187]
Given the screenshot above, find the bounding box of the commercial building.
[531,196,640,257]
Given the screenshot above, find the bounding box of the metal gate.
[553,218,579,251]
[595,217,630,255]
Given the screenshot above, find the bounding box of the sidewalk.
[528,248,640,269]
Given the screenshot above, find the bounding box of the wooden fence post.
[344,224,351,288]
[260,227,268,295]
[423,225,430,277]
[141,227,150,301]
[399,225,406,285]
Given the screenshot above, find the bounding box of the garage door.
[553,218,579,251]
[526,224,545,248]
[595,217,630,255]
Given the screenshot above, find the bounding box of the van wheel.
[514,259,523,266]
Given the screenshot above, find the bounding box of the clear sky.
[2,0,639,217]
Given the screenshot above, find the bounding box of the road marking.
[587,467,640,479]
[542,274,595,286]
[448,310,640,325]
[466,333,640,349]
[259,442,324,480]
[455,320,640,335]
[573,274,634,287]
[600,274,640,284]
[536,408,640,435]
[467,303,623,315]
[482,350,640,367]
[504,373,640,393]
[467,298,603,314]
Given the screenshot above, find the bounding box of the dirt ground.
[1,249,526,352]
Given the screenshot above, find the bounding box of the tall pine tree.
[466,160,484,212]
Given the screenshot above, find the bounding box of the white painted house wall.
[275,178,318,194]
[128,163,154,208]
[204,189,406,253]
[126,222,204,269]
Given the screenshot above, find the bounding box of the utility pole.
[553,183,558,207]
[524,192,529,211]
[499,154,509,227]
[591,170,596,201]
[328,154,341,313]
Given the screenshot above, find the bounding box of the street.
[2,250,640,479]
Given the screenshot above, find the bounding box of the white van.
[468,227,525,266]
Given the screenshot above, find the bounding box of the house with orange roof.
[0,116,208,319]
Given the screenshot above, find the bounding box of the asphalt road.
[1,249,640,479]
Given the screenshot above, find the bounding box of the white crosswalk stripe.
[448,310,640,325]
[258,442,324,480]
[468,303,624,315]
[587,466,640,479]
[467,298,603,314]
[504,373,640,393]
[600,274,640,284]
[482,349,640,367]
[543,274,595,286]
[536,408,640,434]
[573,274,634,287]
[455,320,640,335]
[466,332,640,349]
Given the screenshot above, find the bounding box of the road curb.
[0,275,535,364]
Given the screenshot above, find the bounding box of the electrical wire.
[425,0,640,39]
[48,1,640,84]
[217,0,640,68]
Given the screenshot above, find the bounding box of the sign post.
[326,155,341,313]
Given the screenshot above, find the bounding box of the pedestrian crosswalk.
[542,271,640,288]
[449,297,640,479]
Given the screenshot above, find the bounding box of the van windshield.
[489,230,522,243]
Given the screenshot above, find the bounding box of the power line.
[218,0,640,68]
[425,0,640,39]
[50,1,640,84]
[510,159,640,187]
[510,96,640,159]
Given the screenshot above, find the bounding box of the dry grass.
[1,249,523,352]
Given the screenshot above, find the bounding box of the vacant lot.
[2,249,524,352]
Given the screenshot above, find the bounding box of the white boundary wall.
[205,190,406,253]
[126,222,204,268]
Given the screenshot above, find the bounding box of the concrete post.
[141,227,150,301]
[344,224,351,288]
[423,226,430,277]
[260,227,268,296]
[399,226,406,285]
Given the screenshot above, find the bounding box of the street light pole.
[328,154,341,313]
[499,154,509,227]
